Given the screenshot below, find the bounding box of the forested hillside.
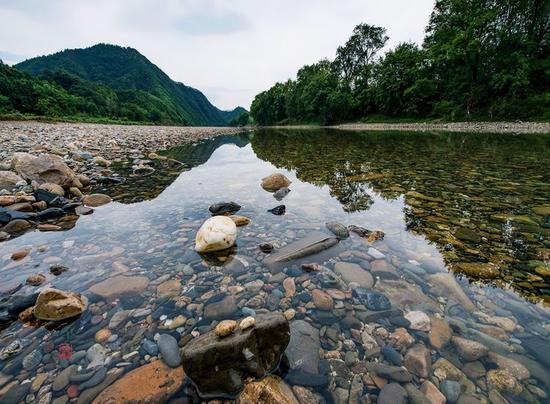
[1,44,244,125]
[251,0,549,124]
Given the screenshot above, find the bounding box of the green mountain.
[9,43,243,125]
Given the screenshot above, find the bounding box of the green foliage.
[3,44,245,125]
[229,110,250,126]
[251,1,549,123]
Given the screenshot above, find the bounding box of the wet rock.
[2,218,32,234]
[239,316,255,330]
[230,215,251,226]
[261,173,291,192]
[38,182,64,196]
[325,221,349,240]
[215,319,237,337]
[157,334,181,368]
[94,329,112,343]
[204,295,238,320]
[24,273,46,287]
[12,152,78,187]
[209,201,241,216]
[311,289,333,311]
[286,320,320,374]
[404,344,431,378]
[381,346,403,366]
[353,289,391,311]
[268,205,286,215]
[440,380,461,402]
[195,215,237,253]
[429,317,452,349]
[22,350,43,370]
[455,262,499,279]
[334,262,374,288]
[50,265,68,275]
[156,279,181,298]
[182,313,290,398]
[0,381,31,403]
[6,293,39,316]
[520,335,550,368]
[451,336,488,361]
[283,277,296,297]
[33,288,87,321]
[487,369,522,395]
[404,383,431,404]
[259,243,274,253]
[430,273,475,311]
[92,360,183,403]
[371,259,399,279]
[237,375,298,404]
[82,194,112,207]
[365,363,413,382]
[487,352,530,380]
[273,187,290,201]
[0,195,16,206]
[37,207,66,221]
[378,382,407,404]
[347,225,385,242]
[405,310,431,331]
[420,381,446,404]
[53,365,77,392]
[264,231,339,269]
[89,275,149,299]
[0,170,24,190]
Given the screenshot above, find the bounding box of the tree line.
[251,0,549,125]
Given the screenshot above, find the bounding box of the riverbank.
[0,121,247,160]
[266,121,550,134]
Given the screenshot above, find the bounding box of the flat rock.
[334,262,374,288]
[89,275,149,299]
[378,383,407,404]
[91,361,183,403]
[204,295,238,320]
[33,288,87,321]
[82,194,112,207]
[182,313,290,398]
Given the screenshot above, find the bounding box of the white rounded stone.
[195,216,237,253]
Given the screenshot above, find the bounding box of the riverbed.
[0,128,549,403]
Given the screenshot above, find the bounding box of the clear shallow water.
[0,129,549,403]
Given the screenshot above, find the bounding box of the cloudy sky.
[0,0,435,110]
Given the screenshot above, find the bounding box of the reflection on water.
[0,129,549,403]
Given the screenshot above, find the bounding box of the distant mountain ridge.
[14,44,244,125]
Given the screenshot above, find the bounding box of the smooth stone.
[440,380,461,403]
[91,361,183,403]
[195,215,237,253]
[261,173,291,192]
[451,336,488,361]
[81,194,112,207]
[273,187,291,200]
[215,320,237,337]
[22,350,43,370]
[286,320,320,374]
[381,346,403,366]
[334,262,374,288]
[429,317,452,349]
[378,383,407,404]
[204,295,238,320]
[53,365,77,392]
[209,201,241,216]
[230,215,251,226]
[403,344,431,378]
[157,334,181,368]
[141,339,158,356]
[89,275,149,299]
[239,316,256,330]
[325,221,349,240]
[405,311,431,332]
[365,363,412,382]
[420,381,446,404]
[33,288,87,321]
[311,289,334,311]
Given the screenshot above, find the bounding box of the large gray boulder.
[12,152,79,188]
[181,312,290,398]
[286,320,320,374]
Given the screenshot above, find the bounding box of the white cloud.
[0,0,434,109]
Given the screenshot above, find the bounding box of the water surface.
[1,129,549,403]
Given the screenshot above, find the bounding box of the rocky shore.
[276,121,550,134]
[0,121,246,161]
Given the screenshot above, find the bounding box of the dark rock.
[378,383,407,404]
[382,346,403,366]
[268,205,286,215]
[1,219,32,235]
[7,293,39,316]
[181,313,290,398]
[36,208,66,221]
[286,320,320,374]
[209,201,241,216]
[284,372,329,387]
[365,363,413,382]
[440,380,461,403]
[203,295,238,320]
[157,334,181,368]
[348,225,385,241]
[273,187,290,201]
[520,335,550,368]
[259,243,274,253]
[325,221,349,240]
[50,265,69,276]
[353,288,391,311]
[0,208,34,225]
